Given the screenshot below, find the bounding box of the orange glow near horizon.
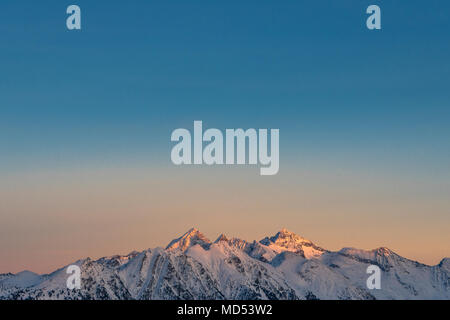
[1,164,449,274]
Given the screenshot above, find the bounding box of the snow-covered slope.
[1,228,448,300]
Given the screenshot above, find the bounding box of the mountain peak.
[166,228,211,251]
[338,247,399,264]
[374,247,393,256]
[215,234,229,243]
[278,228,297,237]
[260,229,326,258]
[266,229,313,246]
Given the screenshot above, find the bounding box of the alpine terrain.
[0,228,448,300]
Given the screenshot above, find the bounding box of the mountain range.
[0,228,448,300]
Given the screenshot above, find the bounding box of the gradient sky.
[0,1,449,273]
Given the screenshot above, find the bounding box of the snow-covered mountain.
[1,228,448,300]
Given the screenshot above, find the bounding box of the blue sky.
[1,0,449,172]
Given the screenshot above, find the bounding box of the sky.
[0,1,449,273]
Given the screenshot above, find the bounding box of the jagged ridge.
[1,228,448,300]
